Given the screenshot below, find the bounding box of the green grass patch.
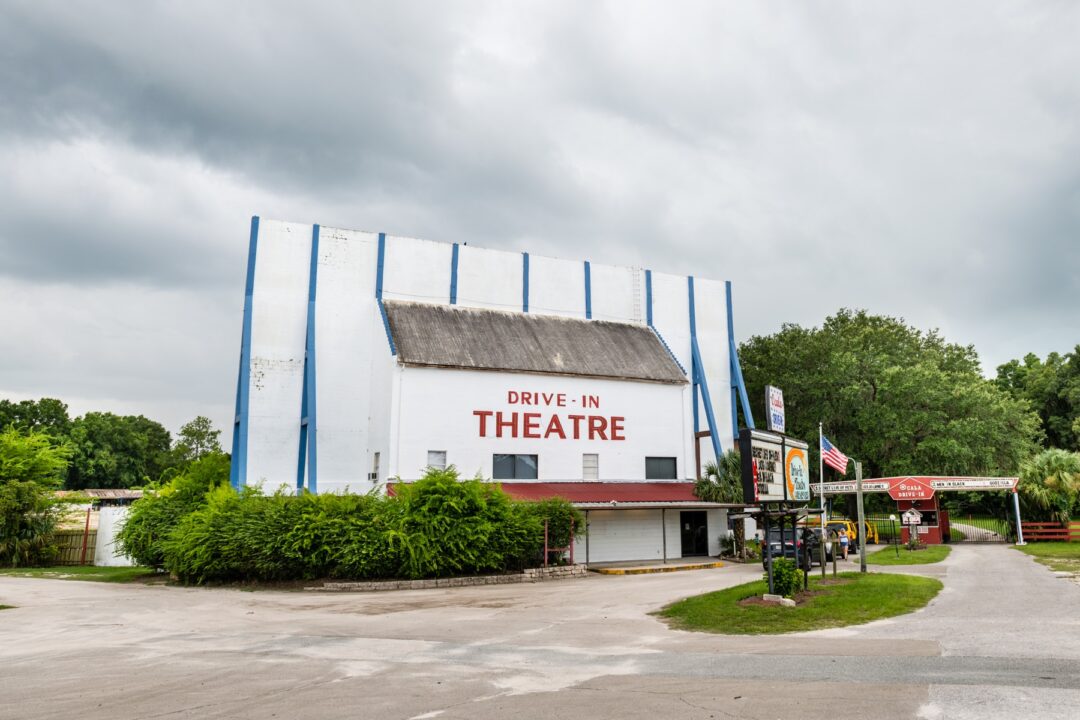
[1013,542,1080,573]
[865,544,951,565]
[0,566,158,583]
[658,572,942,635]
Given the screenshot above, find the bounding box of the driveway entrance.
[3,546,1080,719]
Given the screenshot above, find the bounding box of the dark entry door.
[680,511,708,557]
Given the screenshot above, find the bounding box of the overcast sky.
[1,1,1078,437]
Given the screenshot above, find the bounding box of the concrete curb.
[304,564,588,592]
[590,561,724,575]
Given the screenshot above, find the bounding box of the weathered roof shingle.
[384,301,687,384]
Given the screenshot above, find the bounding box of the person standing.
[838,528,849,560]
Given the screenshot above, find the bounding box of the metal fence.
[861,513,1014,545]
[946,514,1013,543]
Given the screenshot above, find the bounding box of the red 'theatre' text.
[473,411,625,441]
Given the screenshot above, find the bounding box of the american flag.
[821,436,849,473]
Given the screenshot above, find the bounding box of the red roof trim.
[389,481,702,504]
[497,482,699,503]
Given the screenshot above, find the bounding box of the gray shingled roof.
[384,301,688,384]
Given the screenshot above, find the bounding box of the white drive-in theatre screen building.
[230,218,755,563]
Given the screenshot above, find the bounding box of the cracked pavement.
[2,545,1079,719]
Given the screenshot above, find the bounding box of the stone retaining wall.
[306,564,588,593]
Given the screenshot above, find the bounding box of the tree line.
[714,309,1080,521]
[0,399,223,490]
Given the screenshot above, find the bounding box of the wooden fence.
[53,528,97,566]
[1020,522,1080,542]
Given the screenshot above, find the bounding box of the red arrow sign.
[888,477,935,501]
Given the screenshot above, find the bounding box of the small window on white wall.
[583,453,599,480]
[427,450,447,470]
[369,452,380,481]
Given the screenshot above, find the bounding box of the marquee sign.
[740,428,811,504]
[813,476,1019,496]
[741,429,785,503]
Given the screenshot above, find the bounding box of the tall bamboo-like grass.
[128,466,584,585]
[116,453,230,567]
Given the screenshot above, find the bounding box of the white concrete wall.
[394,366,689,481]
[240,219,740,493]
[94,506,135,567]
[528,254,586,318]
[454,244,524,312]
[314,228,379,493]
[590,263,644,323]
[382,234,453,305]
[245,219,312,493]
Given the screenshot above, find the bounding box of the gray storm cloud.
[0,0,1077,434]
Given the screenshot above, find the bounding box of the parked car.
[814,518,880,546]
[761,528,830,570]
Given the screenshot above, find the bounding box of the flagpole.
[819,422,826,576]
[818,423,825,525]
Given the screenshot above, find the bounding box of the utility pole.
[856,461,867,574]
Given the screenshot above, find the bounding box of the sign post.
[1012,490,1026,546]
[856,461,867,574]
[889,514,898,557]
[902,508,923,548]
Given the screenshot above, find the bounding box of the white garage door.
[577,509,666,563]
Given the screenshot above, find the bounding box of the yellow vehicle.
[803,518,876,546]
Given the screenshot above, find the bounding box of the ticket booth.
[897,496,947,544]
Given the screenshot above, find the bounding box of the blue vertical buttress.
[376,233,396,354]
[297,224,320,494]
[726,280,755,433]
[449,243,459,305]
[230,216,259,490]
[688,275,723,460]
[584,261,592,319]
[522,252,530,313]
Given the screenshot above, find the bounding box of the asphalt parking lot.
[2,545,1079,719]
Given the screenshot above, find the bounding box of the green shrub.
[765,558,804,598]
[0,427,70,567]
[162,486,337,583]
[116,452,229,567]
[0,481,60,566]
[283,492,401,579]
[393,468,542,578]
[136,465,584,585]
[526,497,585,563]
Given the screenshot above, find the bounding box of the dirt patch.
[737,596,778,608]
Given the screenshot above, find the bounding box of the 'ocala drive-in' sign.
[888,477,935,501]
